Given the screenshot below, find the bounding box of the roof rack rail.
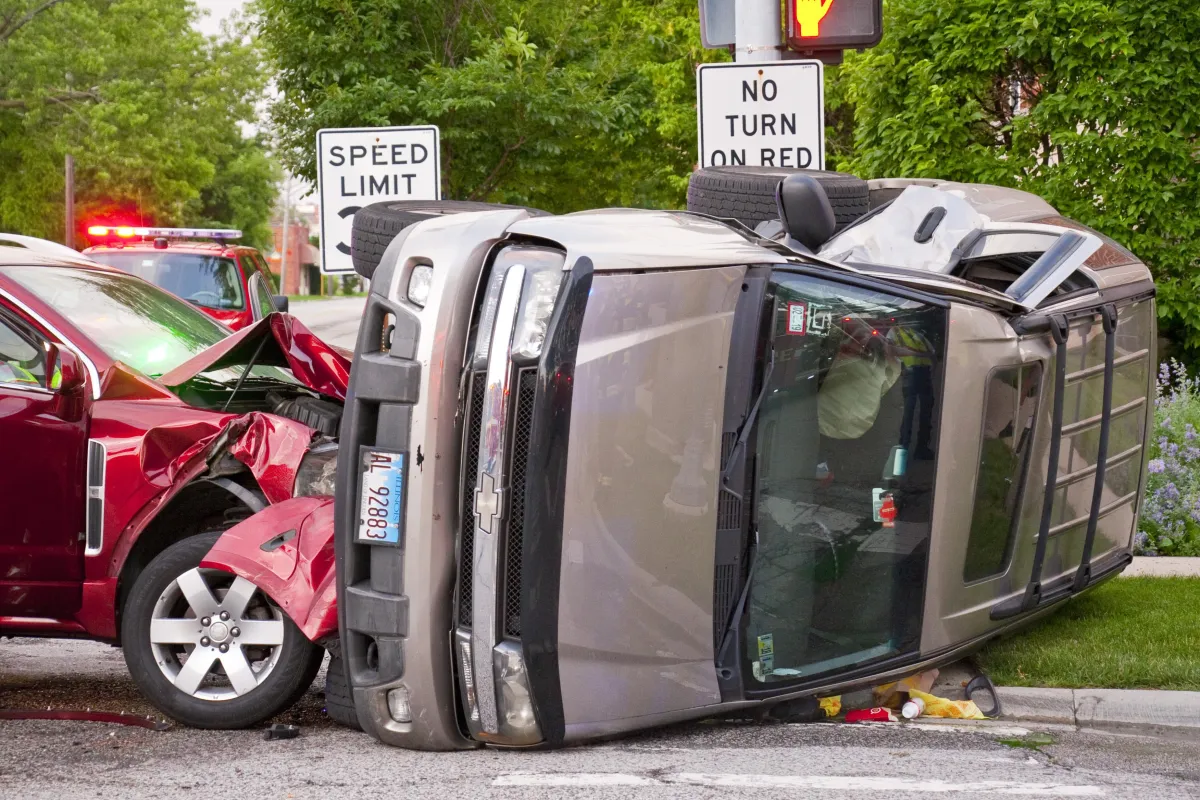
[0,233,94,262]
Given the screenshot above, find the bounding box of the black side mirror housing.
[776,174,837,251]
[272,295,289,313]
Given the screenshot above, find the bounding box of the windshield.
[745,271,945,685]
[89,251,245,311]
[4,265,228,377]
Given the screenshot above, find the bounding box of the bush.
[1137,361,1200,555]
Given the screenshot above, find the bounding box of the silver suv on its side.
[332,176,1154,749]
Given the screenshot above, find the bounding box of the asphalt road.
[4,636,1200,799]
[289,295,368,349]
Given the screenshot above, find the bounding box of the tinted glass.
[745,272,946,685]
[963,364,1042,582]
[89,252,245,310]
[0,312,45,388]
[4,266,227,377]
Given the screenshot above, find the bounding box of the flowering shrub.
[1137,360,1200,555]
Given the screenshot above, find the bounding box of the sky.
[194,0,245,37]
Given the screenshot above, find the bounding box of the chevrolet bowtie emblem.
[474,472,503,535]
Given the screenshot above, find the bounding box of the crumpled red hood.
[158,313,351,401]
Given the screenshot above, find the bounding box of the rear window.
[89,252,245,311]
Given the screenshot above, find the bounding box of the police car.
[84,226,286,331]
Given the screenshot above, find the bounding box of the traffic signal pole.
[734,0,783,63]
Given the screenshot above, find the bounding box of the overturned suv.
[315,175,1155,748]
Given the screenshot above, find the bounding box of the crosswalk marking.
[494,773,1104,795]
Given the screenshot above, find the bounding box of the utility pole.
[279,175,291,295]
[64,154,75,249]
[734,0,783,63]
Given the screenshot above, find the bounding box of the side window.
[963,363,1043,582]
[0,312,47,389]
[251,252,277,292]
[250,273,275,319]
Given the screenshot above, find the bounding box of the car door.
[0,304,88,619]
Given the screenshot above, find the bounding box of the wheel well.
[115,477,263,627]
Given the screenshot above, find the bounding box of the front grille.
[458,371,486,628]
[503,369,538,637]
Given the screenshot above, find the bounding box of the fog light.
[407,265,433,307]
[457,634,480,723]
[387,687,412,723]
[493,641,543,745]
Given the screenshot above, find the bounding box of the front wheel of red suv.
[121,533,323,729]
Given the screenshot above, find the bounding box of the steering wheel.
[187,291,222,307]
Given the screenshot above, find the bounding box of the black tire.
[686,167,870,231]
[351,200,548,278]
[323,645,361,730]
[121,533,324,729]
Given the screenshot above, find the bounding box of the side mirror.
[272,295,289,313]
[50,345,85,394]
[776,174,837,251]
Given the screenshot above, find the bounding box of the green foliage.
[841,1,1200,351]
[1138,360,1200,556]
[977,577,1200,691]
[0,0,277,250]
[255,0,726,212]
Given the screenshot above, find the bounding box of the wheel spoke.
[221,649,259,696]
[175,569,219,616]
[221,576,258,619]
[150,618,201,645]
[174,648,218,695]
[236,619,285,646]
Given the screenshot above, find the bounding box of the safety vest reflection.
[0,361,59,388]
[887,325,933,368]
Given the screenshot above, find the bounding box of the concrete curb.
[998,686,1200,734]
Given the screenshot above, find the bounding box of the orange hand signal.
[794,0,835,37]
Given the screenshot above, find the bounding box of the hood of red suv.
[159,313,351,401]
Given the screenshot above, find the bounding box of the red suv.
[83,227,286,331]
[0,240,346,728]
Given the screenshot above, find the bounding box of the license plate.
[357,450,406,544]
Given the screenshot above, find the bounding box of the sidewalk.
[1122,556,1200,577]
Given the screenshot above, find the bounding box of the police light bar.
[86,225,242,239]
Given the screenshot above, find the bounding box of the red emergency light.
[86,225,242,240]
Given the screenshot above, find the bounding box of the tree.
[255,0,724,213]
[0,0,278,250]
[841,0,1200,351]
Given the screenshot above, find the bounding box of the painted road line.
[494,773,1103,795]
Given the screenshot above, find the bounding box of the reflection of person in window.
[887,322,935,460]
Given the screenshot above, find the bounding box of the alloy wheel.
[148,567,286,701]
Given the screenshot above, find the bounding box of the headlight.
[492,641,543,745]
[476,245,566,364]
[293,441,338,497]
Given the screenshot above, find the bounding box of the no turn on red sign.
[696,61,825,171]
[316,125,441,275]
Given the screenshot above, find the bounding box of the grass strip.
[976,576,1200,691]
